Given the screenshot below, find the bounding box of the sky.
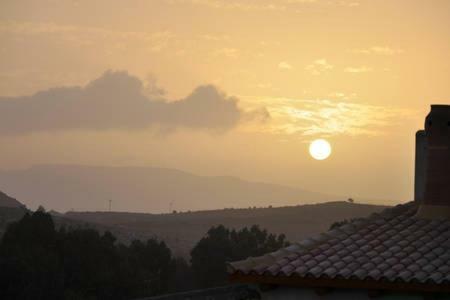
[0,0,449,204]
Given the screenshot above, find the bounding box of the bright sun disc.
[309,139,332,160]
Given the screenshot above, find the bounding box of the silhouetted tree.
[191,225,289,288]
[0,211,63,299]
[0,210,176,300]
[126,239,172,296]
[168,257,195,292]
[1,210,291,298]
[60,228,120,299]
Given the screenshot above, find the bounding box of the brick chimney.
[416,104,450,218]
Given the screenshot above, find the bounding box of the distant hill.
[0,165,346,213]
[0,191,27,236]
[0,189,392,258]
[0,190,117,241]
[0,191,24,208]
[65,201,390,257]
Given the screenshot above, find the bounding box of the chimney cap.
[430,104,450,112]
[416,129,425,137]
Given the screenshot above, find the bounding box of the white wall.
[261,287,428,300]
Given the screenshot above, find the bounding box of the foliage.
[190,225,289,288]
[329,218,361,230]
[0,210,177,300]
[0,210,289,298]
[168,256,195,292]
[0,210,63,299]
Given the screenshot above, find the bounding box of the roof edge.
[229,273,450,294]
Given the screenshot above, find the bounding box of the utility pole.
[108,199,112,212]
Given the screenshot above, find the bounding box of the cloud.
[344,66,373,73]
[213,48,239,58]
[197,34,230,41]
[327,92,357,100]
[0,21,173,52]
[0,71,250,135]
[350,46,404,55]
[285,0,318,3]
[254,83,274,89]
[241,96,414,137]
[305,59,333,75]
[166,0,359,10]
[278,61,293,70]
[166,0,287,11]
[336,1,359,7]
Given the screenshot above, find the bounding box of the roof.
[228,202,450,292]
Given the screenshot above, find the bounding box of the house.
[228,105,450,299]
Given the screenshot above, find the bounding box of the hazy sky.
[0,0,449,203]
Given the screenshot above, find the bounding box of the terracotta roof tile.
[368,269,382,279]
[280,264,294,275]
[371,256,384,264]
[323,267,338,277]
[333,261,346,269]
[228,202,450,287]
[444,274,450,283]
[294,265,308,275]
[338,268,352,278]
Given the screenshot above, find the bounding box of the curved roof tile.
[228,202,450,287]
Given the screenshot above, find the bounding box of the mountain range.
[0,164,349,213]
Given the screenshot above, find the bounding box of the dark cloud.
[0,71,245,134]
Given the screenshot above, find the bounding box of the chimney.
[414,130,426,203]
[416,105,450,218]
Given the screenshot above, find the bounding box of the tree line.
[0,209,288,299]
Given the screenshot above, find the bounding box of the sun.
[309,139,332,160]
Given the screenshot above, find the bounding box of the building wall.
[136,284,260,300]
[260,287,446,300]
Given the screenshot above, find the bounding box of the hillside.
[0,191,27,236]
[0,191,121,242]
[65,201,390,257]
[0,191,24,208]
[0,189,392,258]
[0,164,345,212]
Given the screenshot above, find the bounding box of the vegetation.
[65,201,387,258]
[0,210,288,299]
[329,218,361,230]
[0,210,182,299]
[191,225,289,288]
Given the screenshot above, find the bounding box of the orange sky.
[0,0,449,203]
